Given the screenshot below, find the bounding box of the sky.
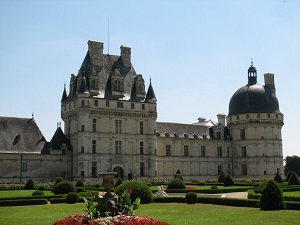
[0,0,299,158]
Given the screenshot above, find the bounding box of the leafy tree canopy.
[284,156,300,176]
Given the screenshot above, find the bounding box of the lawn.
[0,190,55,198]
[0,202,299,225]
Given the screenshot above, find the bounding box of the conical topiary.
[24,178,35,190]
[218,171,226,183]
[274,171,284,183]
[224,174,235,186]
[285,171,293,182]
[288,172,300,185]
[174,170,183,180]
[259,179,285,210]
[75,179,84,187]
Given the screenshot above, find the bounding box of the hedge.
[164,187,249,194]
[0,199,47,207]
[248,189,300,202]
[0,195,63,201]
[50,198,67,204]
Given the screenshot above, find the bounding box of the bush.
[197,180,206,186]
[53,181,75,194]
[76,187,85,193]
[50,198,67,204]
[167,178,186,190]
[115,177,123,188]
[75,179,84,187]
[285,171,293,182]
[218,171,226,183]
[32,190,44,196]
[257,180,268,193]
[52,177,64,192]
[174,170,183,180]
[38,185,46,191]
[259,180,285,210]
[274,171,284,183]
[224,174,234,186]
[185,192,198,204]
[24,179,35,190]
[114,181,153,204]
[0,199,47,206]
[288,172,300,185]
[210,185,218,190]
[66,192,78,204]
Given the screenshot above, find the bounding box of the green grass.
[0,190,55,198]
[0,202,300,225]
[284,191,300,197]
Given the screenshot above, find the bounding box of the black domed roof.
[228,65,280,116]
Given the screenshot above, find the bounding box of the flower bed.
[53,214,170,225]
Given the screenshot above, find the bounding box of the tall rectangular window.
[115,120,122,134]
[140,142,144,155]
[92,140,96,154]
[184,145,189,156]
[217,147,222,157]
[21,162,27,171]
[140,162,145,176]
[140,121,144,134]
[131,103,134,109]
[94,100,98,106]
[201,146,206,157]
[117,102,123,108]
[166,145,171,156]
[240,129,246,140]
[91,162,97,177]
[92,118,97,132]
[241,146,247,157]
[242,164,247,175]
[80,171,84,177]
[81,146,84,153]
[218,165,223,175]
[106,101,110,107]
[142,104,145,110]
[81,125,85,132]
[227,147,230,157]
[217,132,221,140]
[115,141,121,154]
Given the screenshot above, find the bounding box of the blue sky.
[0,0,299,157]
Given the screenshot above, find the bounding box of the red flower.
[128,189,133,195]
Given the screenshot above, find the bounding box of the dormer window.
[111,68,124,96]
[134,75,146,98]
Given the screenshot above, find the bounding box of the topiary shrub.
[115,177,123,188]
[167,178,186,189]
[66,192,78,204]
[185,192,198,204]
[274,171,284,183]
[174,170,183,181]
[52,177,63,192]
[114,181,153,204]
[94,183,101,188]
[288,172,300,185]
[210,185,218,190]
[76,187,85,193]
[224,174,235,186]
[32,190,44,196]
[259,179,285,210]
[24,179,35,190]
[38,185,46,191]
[197,180,206,186]
[218,171,226,183]
[257,180,268,193]
[53,181,75,194]
[75,179,84,187]
[285,171,293,182]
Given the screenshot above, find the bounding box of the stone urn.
[99,172,117,197]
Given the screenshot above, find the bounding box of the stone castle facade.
[0,40,284,183]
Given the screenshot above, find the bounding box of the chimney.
[197,117,206,123]
[217,113,226,126]
[120,45,131,68]
[264,73,276,95]
[88,40,103,66]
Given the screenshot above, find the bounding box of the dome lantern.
[247,59,257,85]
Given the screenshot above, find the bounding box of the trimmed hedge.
[167,178,186,189]
[0,199,47,207]
[32,190,44,196]
[50,198,67,204]
[0,195,63,201]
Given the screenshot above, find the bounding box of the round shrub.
[185,192,198,204]
[115,177,123,188]
[285,171,293,182]
[76,187,85,193]
[52,177,63,192]
[32,190,44,196]
[210,185,218,190]
[38,185,46,191]
[167,178,186,190]
[274,172,284,183]
[94,183,101,188]
[224,174,234,186]
[114,181,153,204]
[53,181,75,194]
[75,179,84,187]
[218,171,226,183]
[288,172,300,185]
[66,192,78,204]
[259,180,285,210]
[197,180,206,186]
[24,178,35,190]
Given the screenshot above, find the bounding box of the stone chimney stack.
[120,45,131,68]
[217,113,226,126]
[88,40,103,66]
[264,73,276,95]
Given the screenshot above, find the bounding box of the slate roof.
[48,127,69,151]
[156,122,212,139]
[146,80,156,101]
[0,117,47,153]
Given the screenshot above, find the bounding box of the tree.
[288,172,300,185]
[224,174,234,186]
[284,156,300,176]
[274,171,284,183]
[218,171,226,183]
[259,180,285,210]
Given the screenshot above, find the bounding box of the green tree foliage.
[285,171,293,182]
[167,178,186,189]
[259,179,285,210]
[185,192,198,204]
[274,171,284,183]
[53,181,75,194]
[114,181,153,204]
[288,172,300,185]
[24,178,35,190]
[284,156,300,176]
[224,174,235,186]
[75,179,84,187]
[218,171,226,183]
